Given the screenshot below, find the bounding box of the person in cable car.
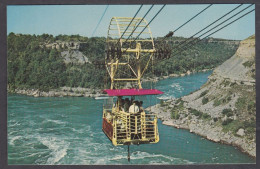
[139,101,144,112]
[129,100,139,114]
[123,98,130,112]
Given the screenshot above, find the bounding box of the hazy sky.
[7,4,255,40]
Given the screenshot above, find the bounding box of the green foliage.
[222,80,230,87]
[202,97,209,104]
[151,37,238,76]
[242,61,254,68]
[7,33,106,91]
[222,119,256,136]
[200,90,209,97]
[160,100,165,106]
[171,111,180,120]
[202,113,210,119]
[222,108,233,117]
[213,99,222,107]
[235,97,247,110]
[222,119,242,133]
[190,108,203,118]
[7,33,239,92]
[222,118,233,125]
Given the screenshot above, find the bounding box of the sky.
[7,4,255,40]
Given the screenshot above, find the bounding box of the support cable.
[172,4,254,56]
[173,4,213,33]
[116,5,144,45]
[122,4,165,53]
[172,8,255,58]
[124,5,155,43]
[92,5,109,37]
[172,4,243,53]
[132,5,166,43]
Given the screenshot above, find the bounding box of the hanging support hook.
[128,145,130,162]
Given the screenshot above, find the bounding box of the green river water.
[7,71,255,164]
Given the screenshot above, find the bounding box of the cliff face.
[149,35,256,157]
[44,41,90,64]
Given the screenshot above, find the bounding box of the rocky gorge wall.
[148,35,256,157]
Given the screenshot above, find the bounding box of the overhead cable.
[173,4,243,52]
[172,7,255,57]
[173,4,213,33]
[124,5,154,43]
[92,5,109,37]
[133,4,166,43]
[172,4,254,56]
[117,4,144,45]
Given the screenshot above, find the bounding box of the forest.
[7,33,239,91]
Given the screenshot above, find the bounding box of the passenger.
[120,99,125,111]
[124,98,130,112]
[139,101,144,112]
[135,101,140,107]
[106,112,112,122]
[129,101,139,113]
[130,98,134,104]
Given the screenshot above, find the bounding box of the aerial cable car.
[102,17,163,161]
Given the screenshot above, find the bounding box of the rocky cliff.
[44,41,90,64]
[149,35,256,157]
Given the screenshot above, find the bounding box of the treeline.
[149,37,239,76]
[7,33,239,91]
[7,33,107,91]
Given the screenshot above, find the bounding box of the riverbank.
[8,68,213,98]
[147,35,256,158]
[142,68,213,82]
[147,100,255,158]
[9,87,104,98]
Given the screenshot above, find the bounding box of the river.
[7,71,255,164]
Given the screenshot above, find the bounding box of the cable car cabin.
[102,88,163,146]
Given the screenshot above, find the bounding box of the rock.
[222,115,227,122]
[236,128,245,136]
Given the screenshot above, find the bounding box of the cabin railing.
[114,110,159,145]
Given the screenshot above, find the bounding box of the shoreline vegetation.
[7,68,212,98]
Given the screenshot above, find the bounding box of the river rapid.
[7,71,255,164]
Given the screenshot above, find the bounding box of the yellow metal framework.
[103,17,159,146]
[103,101,159,146]
[106,17,156,89]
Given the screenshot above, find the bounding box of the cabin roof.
[104,89,164,96]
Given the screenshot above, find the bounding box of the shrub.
[242,61,254,68]
[202,97,209,104]
[213,99,221,107]
[222,108,233,117]
[202,113,210,119]
[213,117,218,122]
[227,96,232,102]
[222,118,233,125]
[190,108,203,117]
[171,111,180,120]
[235,97,247,110]
[200,90,209,97]
[160,100,165,106]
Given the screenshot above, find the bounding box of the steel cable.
[172,4,243,54]
[92,5,109,37]
[171,4,254,56]
[172,8,255,58]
